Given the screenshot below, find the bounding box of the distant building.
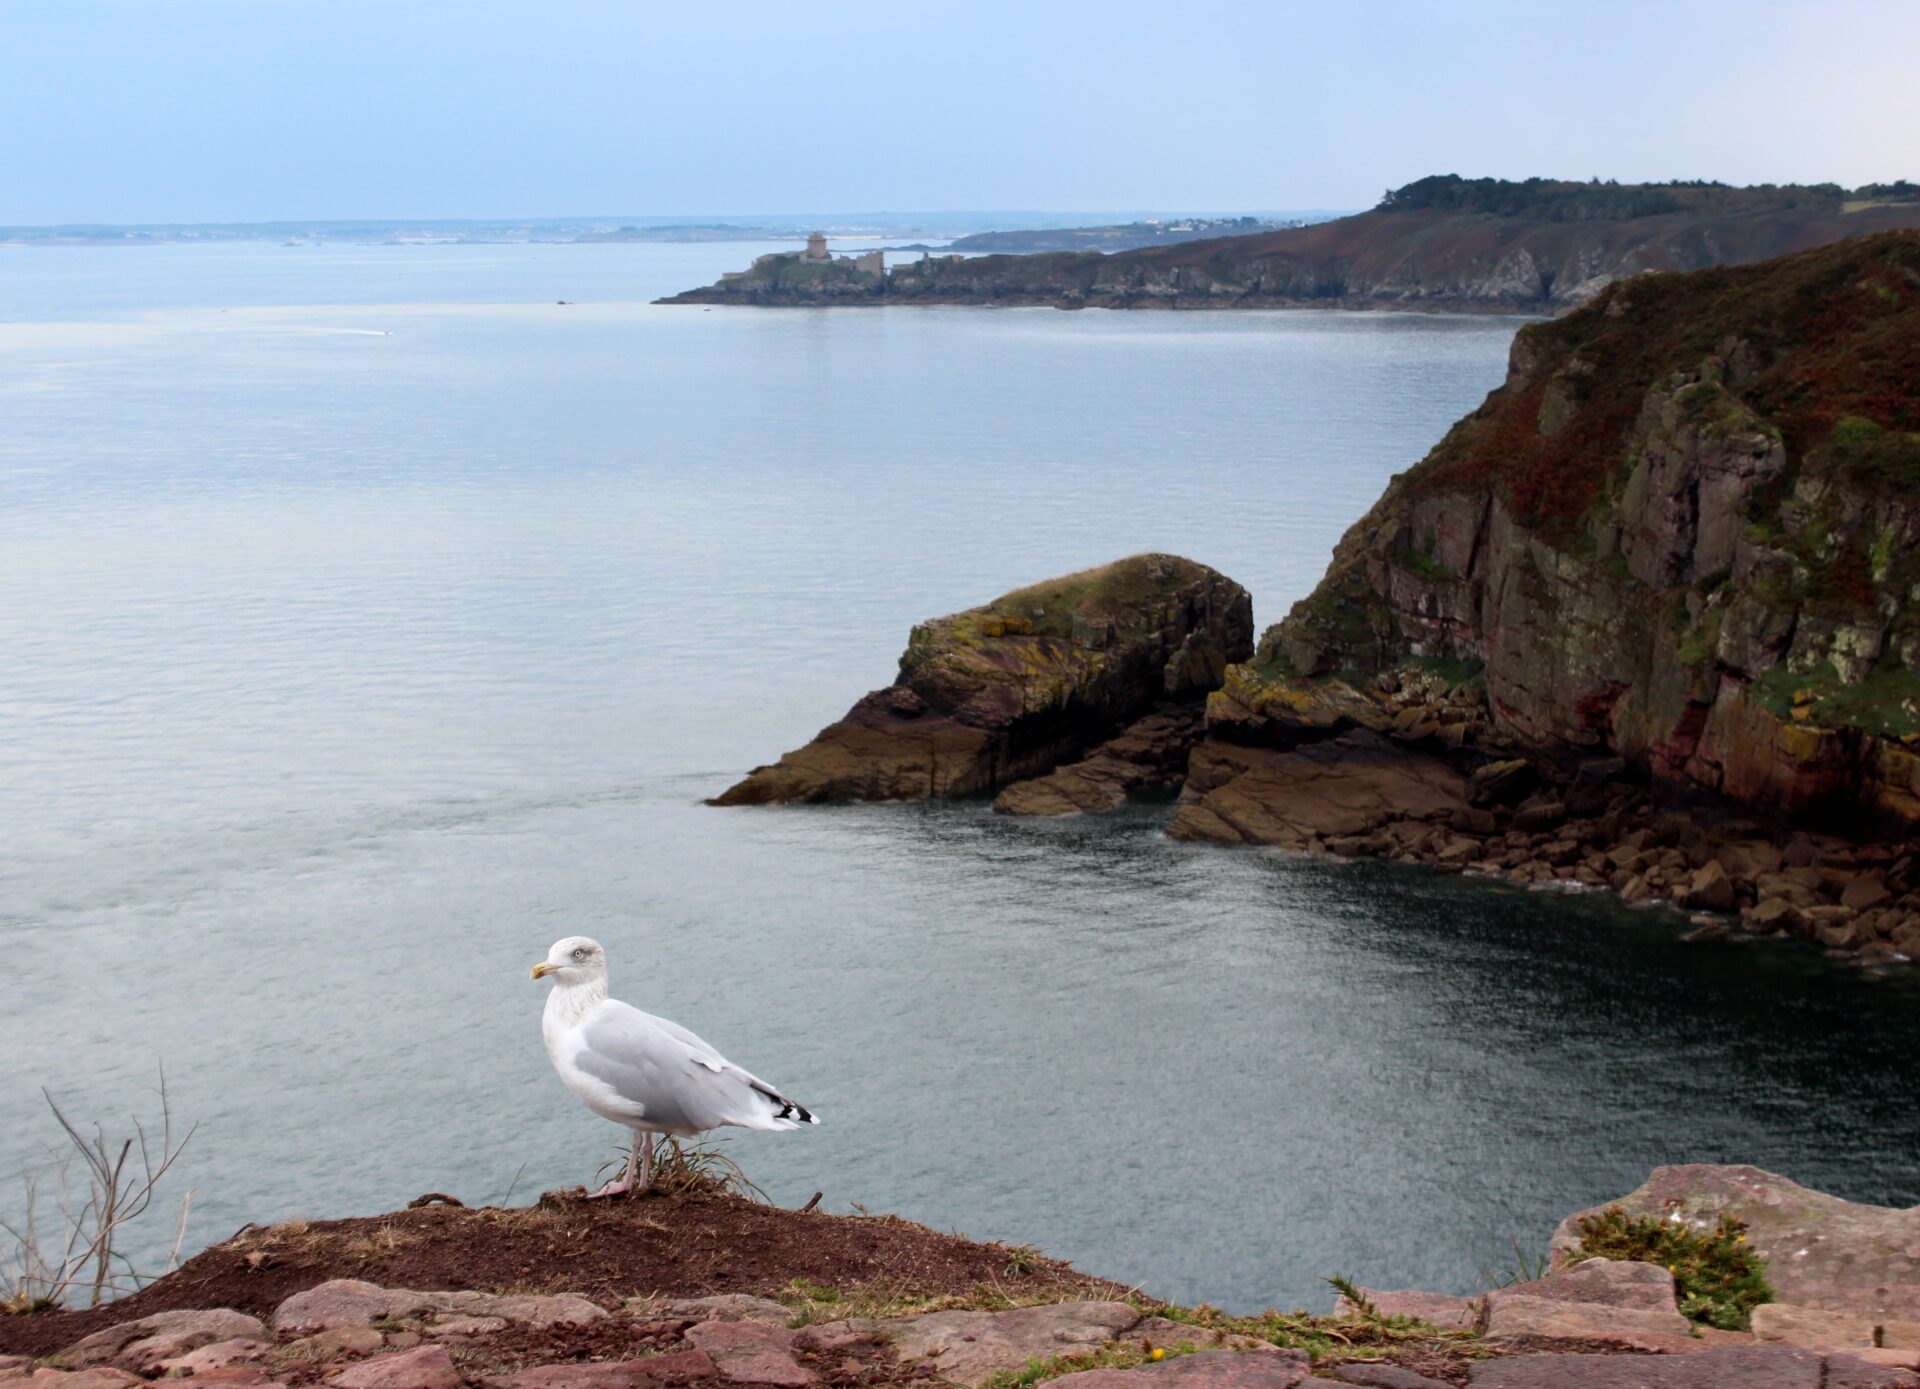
[801,231,831,262]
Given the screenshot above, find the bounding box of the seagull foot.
[587,1178,635,1199]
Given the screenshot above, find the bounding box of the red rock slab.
[483,1350,718,1389]
[1048,1350,1314,1389]
[1468,1341,1918,1387]
[683,1322,816,1388]
[327,1346,465,1389]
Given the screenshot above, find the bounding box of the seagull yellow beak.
[530,961,556,979]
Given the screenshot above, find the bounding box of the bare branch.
[3,1069,197,1311]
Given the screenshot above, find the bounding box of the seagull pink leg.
[638,1133,654,1192]
[589,1133,641,1198]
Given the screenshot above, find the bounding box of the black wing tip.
[755,1083,820,1125]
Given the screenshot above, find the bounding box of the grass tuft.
[1566,1206,1774,1330]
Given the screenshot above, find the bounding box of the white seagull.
[531,935,818,1196]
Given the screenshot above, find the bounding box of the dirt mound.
[0,1187,1124,1358]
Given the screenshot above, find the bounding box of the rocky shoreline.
[1162,664,1920,965]
[711,233,1920,970]
[5,1166,1918,1389]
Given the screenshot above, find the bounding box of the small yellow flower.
[1737,1235,1747,1243]
[1150,1349,1166,1362]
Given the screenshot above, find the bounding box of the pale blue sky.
[3,0,1917,224]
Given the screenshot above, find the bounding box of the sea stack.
[711,554,1253,806]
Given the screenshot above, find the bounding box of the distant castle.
[722,230,883,282]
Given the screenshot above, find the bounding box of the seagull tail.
[750,1081,820,1128]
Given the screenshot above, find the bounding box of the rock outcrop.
[660,181,1920,313]
[9,1169,1920,1389]
[1191,233,1920,845]
[713,555,1251,806]
[1553,1165,1920,1322]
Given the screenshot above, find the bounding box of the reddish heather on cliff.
[1240,231,1920,829]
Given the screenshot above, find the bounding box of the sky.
[3,0,1918,226]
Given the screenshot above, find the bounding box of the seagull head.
[531,935,606,985]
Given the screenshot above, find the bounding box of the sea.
[2,238,1917,1313]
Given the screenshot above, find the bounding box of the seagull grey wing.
[575,1002,816,1133]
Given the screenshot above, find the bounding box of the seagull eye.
[571,948,586,961]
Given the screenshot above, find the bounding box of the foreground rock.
[1554,1165,1920,1320]
[57,1311,269,1369]
[10,1166,1920,1389]
[714,555,1251,805]
[852,1301,1143,1387]
[1466,1343,1914,1387]
[1480,1260,1692,1348]
[1050,1352,1311,1389]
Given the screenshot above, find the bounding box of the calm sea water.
[2,242,1917,1313]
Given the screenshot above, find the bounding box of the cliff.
[659,177,1920,312]
[1198,231,1920,833]
[712,554,1252,805]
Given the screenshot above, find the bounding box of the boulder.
[275,1281,442,1332]
[275,1281,604,1335]
[429,1292,605,1328]
[59,1310,271,1369]
[1318,1367,1456,1389]
[1745,896,1804,932]
[683,1322,816,1388]
[1168,731,1467,849]
[1552,1165,1920,1319]
[18,1372,148,1389]
[1467,760,1539,809]
[154,1340,274,1375]
[482,1351,717,1389]
[852,1301,1144,1388]
[1752,1303,1879,1349]
[1046,1351,1313,1389]
[1843,875,1896,913]
[1680,860,1736,911]
[633,1295,790,1325]
[714,555,1251,805]
[327,1347,464,1389]
[1464,1342,1918,1386]
[1481,1259,1691,1344]
[1511,798,1567,834]
[286,1328,386,1359]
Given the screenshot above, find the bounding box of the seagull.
[531,935,818,1197]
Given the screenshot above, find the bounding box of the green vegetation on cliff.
[1373,173,1884,221]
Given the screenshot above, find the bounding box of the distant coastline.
[658,175,1920,314]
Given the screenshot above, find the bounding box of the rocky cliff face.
[660,197,1920,313]
[712,555,1252,805]
[1223,232,1920,830]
